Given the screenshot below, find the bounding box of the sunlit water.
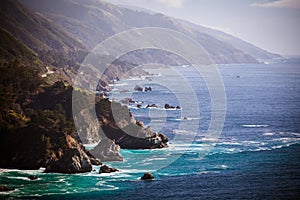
[1,63,300,199]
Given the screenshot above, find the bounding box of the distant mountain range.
[19,0,281,64]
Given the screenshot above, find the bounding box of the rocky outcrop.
[101,124,168,149]
[99,165,119,173]
[95,98,169,150]
[141,172,154,180]
[44,148,92,174]
[90,138,123,162]
[44,135,94,174]
[0,125,97,174]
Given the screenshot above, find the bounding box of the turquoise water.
[1,63,300,199]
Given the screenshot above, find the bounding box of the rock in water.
[141,172,154,180]
[146,104,157,108]
[99,165,119,173]
[164,104,174,109]
[0,185,14,192]
[28,175,38,180]
[134,85,143,91]
[144,86,152,92]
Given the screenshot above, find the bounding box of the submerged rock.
[146,104,157,108]
[0,185,15,192]
[99,165,119,173]
[141,172,154,180]
[121,98,135,104]
[164,104,181,109]
[28,175,38,180]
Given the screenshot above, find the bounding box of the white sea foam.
[218,141,241,145]
[6,176,40,181]
[150,119,165,122]
[0,188,19,195]
[173,129,196,135]
[109,82,129,87]
[263,132,275,136]
[241,124,269,128]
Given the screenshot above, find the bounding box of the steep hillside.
[0,28,37,62]
[20,0,263,64]
[178,19,281,60]
[0,0,88,70]
[0,0,85,53]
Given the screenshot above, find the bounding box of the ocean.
[1,63,300,199]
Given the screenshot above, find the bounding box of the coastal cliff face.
[0,61,167,173]
[0,73,100,173]
[96,99,168,150]
[0,127,97,173]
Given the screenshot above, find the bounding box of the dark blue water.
[1,63,300,199]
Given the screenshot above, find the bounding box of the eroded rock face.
[90,138,123,162]
[95,99,169,150]
[44,148,92,174]
[102,123,168,149]
[74,108,100,144]
[44,135,94,173]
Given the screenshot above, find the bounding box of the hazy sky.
[107,0,300,56]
